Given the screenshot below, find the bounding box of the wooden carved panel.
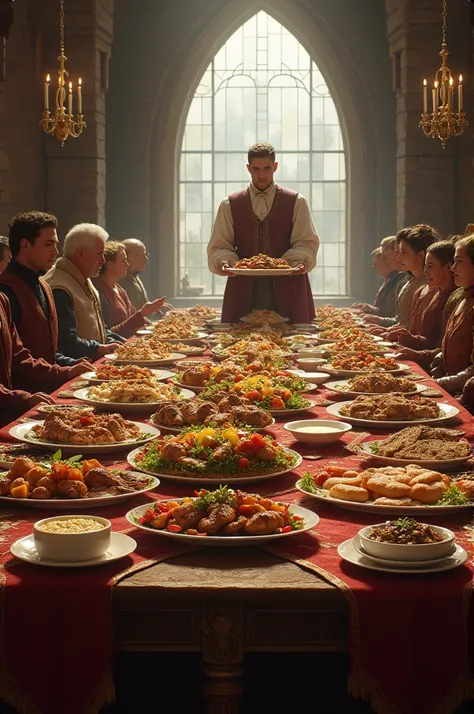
[202,605,243,663]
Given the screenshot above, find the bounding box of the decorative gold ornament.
[419,0,467,148]
[40,0,85,145]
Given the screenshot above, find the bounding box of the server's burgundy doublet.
[221,186,315,323]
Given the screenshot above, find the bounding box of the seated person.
[0,293,82,426]
[93,241,166,338]
[0,236,11,274]
[44,223,123,361]
[0,211,93,373]
[119,238,150,310]
[353,236,408,317]
[365,224,439,331]
[396,233,474,394]
[388,240,460,350]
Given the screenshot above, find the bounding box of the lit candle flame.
[459,74,463,84]
[423,78,427,86]
[449,76,453,87]
[78,77,82,86]
[46,74,50,83]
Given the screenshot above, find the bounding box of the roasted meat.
[243,511,285,535]
[171,503,204,530]
[198,503,236,534]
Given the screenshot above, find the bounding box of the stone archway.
[107,0,396,302]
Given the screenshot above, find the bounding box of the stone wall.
[0,0,113,238]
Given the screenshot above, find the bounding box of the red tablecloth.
[0,358,473,714]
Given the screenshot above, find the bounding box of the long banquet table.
[0,351,474,714]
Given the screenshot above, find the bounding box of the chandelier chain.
[441,0,447,47]
[59,0,65,54]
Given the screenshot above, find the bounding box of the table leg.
[202,604,244,714]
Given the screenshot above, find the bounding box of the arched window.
[179,11,346,296]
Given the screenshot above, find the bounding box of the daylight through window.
[179,11,346,296]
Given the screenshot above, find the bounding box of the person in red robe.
[0,293,80,425]
[388,240,460,350]
[396,234,474,394]
[207,142,319,323]
[93,241,167,338]
[0,211,93,383]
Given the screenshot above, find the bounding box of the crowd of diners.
[0,212,166,425]
[1,212,474,427]
[353,223,474,408]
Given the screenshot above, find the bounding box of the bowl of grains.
[33,515,111,561]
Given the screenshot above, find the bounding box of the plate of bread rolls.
[297,465,474,514]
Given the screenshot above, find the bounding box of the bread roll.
[410,482,447,504]
[329,483,369,502]
[366,477,412,498]
[323,475,363,490]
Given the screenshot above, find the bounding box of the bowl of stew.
[357,518,455,562]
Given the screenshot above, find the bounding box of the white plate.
[149,416,276,434]
[324,380,428,399]
[270,398,318,417]
[9,420,161,454]
[11,532,137,567]
[127,446,303,484]
[163,346,207,356]
[351,536,458,568]
[136,329,153,336]
[0,472,160,508]
[169,379,206,393]
[228,267,296,276]
[315,335,383,346]
[72,387,195,413]
[211,349,293,362]
[295,480,474,515]
[322,345,392,357]
[104,353,186,367]
[320,364,410,378]
[126,502,318,546]
[81,369,175,384]
[150,332,209,344]
[338,538,468,574]
[325,400,459,429]
[358,440,472,470]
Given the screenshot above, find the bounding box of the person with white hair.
[44,223,123,360]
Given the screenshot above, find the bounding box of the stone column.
[386,0,471,235]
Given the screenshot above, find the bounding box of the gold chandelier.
[419,0,467,148]
[40,0,85,145]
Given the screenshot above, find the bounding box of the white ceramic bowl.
[297,349,327,359]
[357,523,455,562]
[33,515,111,562]
[284,419,352,444]
[296,357,326,371]
[299,371,330,385]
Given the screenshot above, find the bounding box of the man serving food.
[207,142,319,323]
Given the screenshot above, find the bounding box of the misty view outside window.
[179,11,346,296]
